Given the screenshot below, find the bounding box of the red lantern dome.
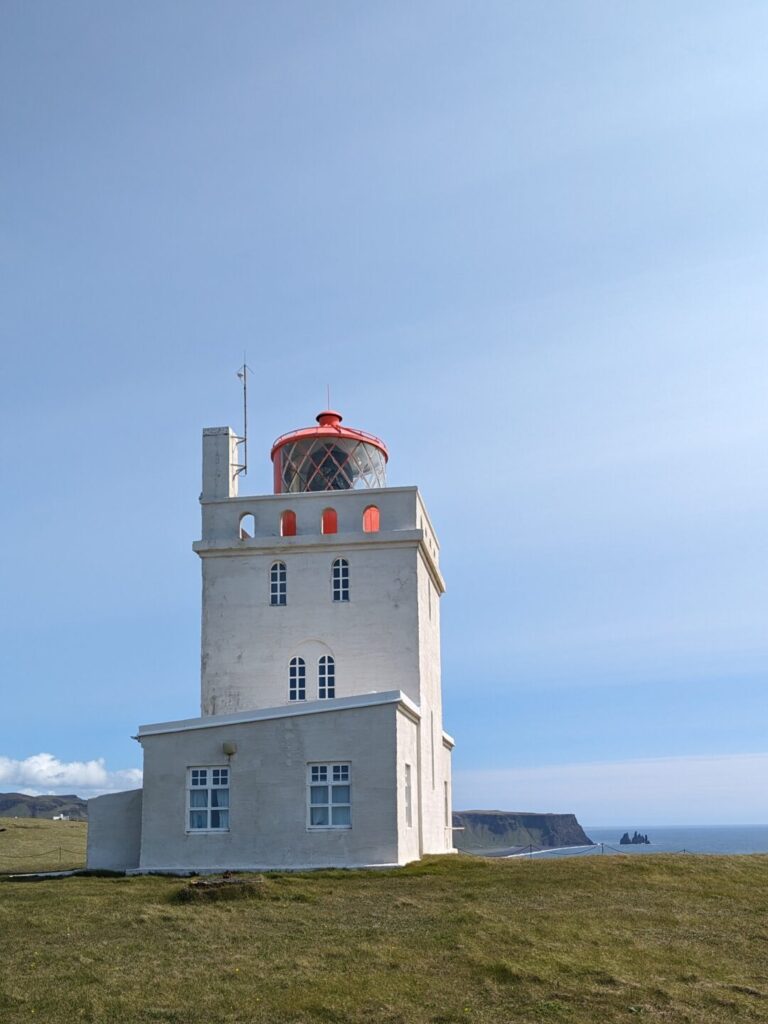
[270,411,388,494]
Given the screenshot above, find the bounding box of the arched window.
[318,655,335,699]
[239,513,255,539]
[281,510,297,537]
[270,561,286,606]
[321,507,338,535]
[332,558,349,602]
[289,657,306,701]
[362,505,380,533]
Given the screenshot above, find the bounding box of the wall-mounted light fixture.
[222,741,237,756]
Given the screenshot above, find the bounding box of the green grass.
[0,817,86,874]
[2,852,768,1022]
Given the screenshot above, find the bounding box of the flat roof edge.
[137,690,420,739]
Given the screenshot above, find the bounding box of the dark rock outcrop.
[619,831,650,845]
[452,810,593,853]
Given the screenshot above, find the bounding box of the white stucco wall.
[138,700,405,871]
[87,789,143,870]
[415,552,453,853]
[396,709,421,864]
[195,486,445,720]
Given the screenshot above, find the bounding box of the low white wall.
[87,789,143,870]
[138,703,400,871]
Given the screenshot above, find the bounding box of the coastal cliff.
[452,810,593,852]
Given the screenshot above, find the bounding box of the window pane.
[310,785,329,805]
[189,810,207,829]
[210,809,229,829]
[189,789,208,808]
[310,806,329,826]
[331,785,350,804]
[331,806,351,826]
[211,788,229,808]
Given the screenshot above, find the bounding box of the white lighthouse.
[87,410,454,871]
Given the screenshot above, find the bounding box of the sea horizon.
[530,823,768,858]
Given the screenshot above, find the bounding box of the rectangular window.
[431,712,435,789]
[318,656,335,699]
[188,766,230,831]
[290,657,306,701]
[405,763,413,828]
[307,763,351,829]
[270,562,286,606]
[332,559,349,602]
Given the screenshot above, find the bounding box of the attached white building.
[88,410,454,871]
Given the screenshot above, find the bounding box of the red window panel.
[281,510,297,537]
[362,505,380,533]
[321,508,338,535]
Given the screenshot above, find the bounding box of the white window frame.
[289,656,306,701]
[307,763,351,830]
[405,763,413,828]
[186,766,230,833]
[270,561,286,606]
[331,558,349,602]
[318,655,335,699]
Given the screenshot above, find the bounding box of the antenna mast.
[236,356,250,476]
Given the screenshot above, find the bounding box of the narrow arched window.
[362,505,380,533]
[321,507,338,535]
[289,657,306,701]
[239,513,255,539]
[270,561,286,606]
[318,655,335,699]
[281,510,297,537]
[332,558,349,602]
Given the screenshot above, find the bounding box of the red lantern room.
[270,410,388,494]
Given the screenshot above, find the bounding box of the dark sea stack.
[620,830,650,845]
[452,811,593,852]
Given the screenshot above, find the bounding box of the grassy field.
[2,852,768,1023]
[0,817,86,874]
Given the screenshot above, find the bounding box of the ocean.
[526,824,768,858]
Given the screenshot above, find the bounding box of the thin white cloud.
[454,753,768,827]
[0,753,142,797]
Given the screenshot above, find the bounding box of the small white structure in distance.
[88,409,454,871]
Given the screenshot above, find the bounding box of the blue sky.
[1,2,767,824]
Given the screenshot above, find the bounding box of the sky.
[1,2,767,826]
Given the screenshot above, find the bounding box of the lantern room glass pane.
[279,439,387,493]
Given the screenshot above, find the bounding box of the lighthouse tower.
[87,410,454,872]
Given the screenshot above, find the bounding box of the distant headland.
[452,810,593,854]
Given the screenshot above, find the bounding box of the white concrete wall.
[200,486,435,556]
[396,710,421,864]
[196,487,445,717]
[415,547,453,853]
[138,702,402,871]
[199,539,422,715]
[86,789,143,870]
[202,427,240,500]
[442,738,455,852]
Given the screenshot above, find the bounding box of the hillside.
[1,854,767,1022]
[0,792,87,820]
[453,809,593,852]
